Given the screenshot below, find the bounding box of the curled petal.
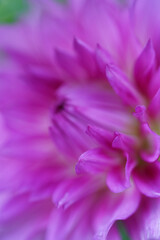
[106,154,136,193]
[133,106,160,163]
[140,123,160,163]
[133,105,147,123]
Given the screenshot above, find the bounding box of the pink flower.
[1,0,160,239]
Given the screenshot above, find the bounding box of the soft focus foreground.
[0,0,160,239]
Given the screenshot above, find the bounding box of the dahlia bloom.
[1,0,160,239]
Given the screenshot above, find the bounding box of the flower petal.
[125,197,160,240]
[106,64,142,107]
[134,40,156,96]
[94,186,140,239]
[95,44,113,74]
[106,224,121,240]
[74,38,98,77]
[86,125,114,147]
[148,67,160,97]
[0,194,52,240]
[133,162,160,197]
[148,88,160,118]
[140,123,160,163]
[106,154,136,193]
[55,48,87,81]
[52,176,102,209]
[76,148,115,174]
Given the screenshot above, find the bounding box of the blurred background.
[0,0,66,23]
[0,0,28,23]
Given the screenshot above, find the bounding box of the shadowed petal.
[133,162,160,197]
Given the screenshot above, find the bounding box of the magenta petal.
[106,64,142,107]
[133,162,160,197]
[2,0,160,238]
[52,177,102,209]
[76,148,114,174]
[125,197,160,240]
[106,224,121,240]
[140,134,160,163]
[95,44,113,74]
[46,199,94,240]
[0,194,52,240]
[148,88,160,118]
[133,109,160,163]
[112,132,136,152]
[134,40,156,96]
[106,166,129,193]
[94,186,140,239]
[148,67,160,97]
[133,105,147,123]
[131,0,160,59]
[86,125,114,147]
[55,48,87,80]
[74,38,97,76]
[109,185,140,220]
[106,154,136,193]
[140,123,160,163]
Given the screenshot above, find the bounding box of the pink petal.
[149,67,160,97]
[86,125,114,147]
[95,44,113,75]
[112,132,136,152]
[133,162,160,197]
[74,38,98,77]
[133,107,160,163]
[140,123,160,163]
[55,48,87,81]
[52,176,102,209]
[48,185,140,240]
[76,148,115,174]
[46,200,93,240]
[106,224,121,240]
[131,0,160,41]
[0,194,52,240]
[106,64,142,107]
[94,186,140,239]
[148,88,160,118]
[125,197,160,240]
[133,105,147,123]
[106,154,136,193]
[134,40,156,96]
